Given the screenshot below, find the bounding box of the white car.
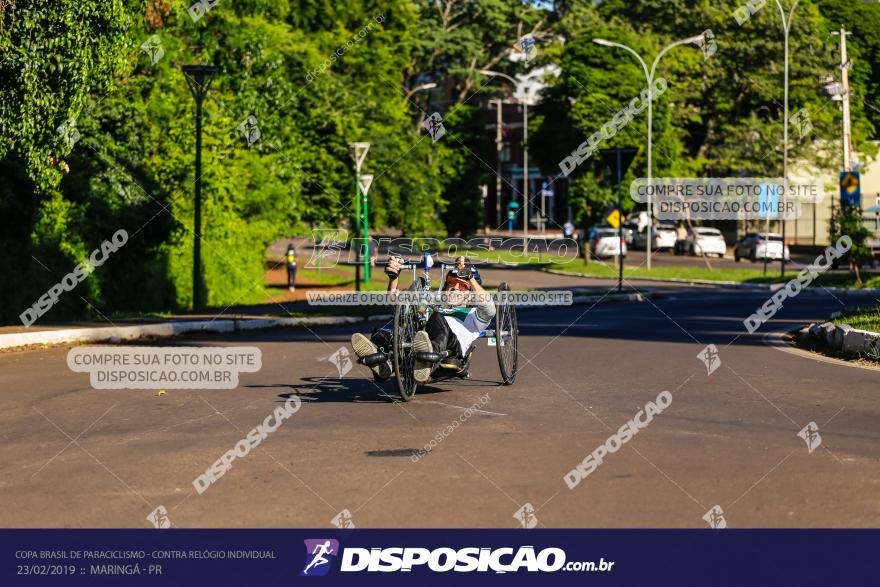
[734,232,791,262]
[634,224,677,250]
[589,228,627,258]
[687,227,727,257]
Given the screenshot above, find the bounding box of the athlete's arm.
[468,274,495,324]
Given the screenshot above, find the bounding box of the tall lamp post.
[182,64,218,310]
[349,142,370,291]
[775,0,800,278]
[593,35,705,270]
[480,69,530,236]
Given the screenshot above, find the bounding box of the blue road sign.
[758,183,779,219]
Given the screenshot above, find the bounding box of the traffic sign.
[757,183,779,219]
[840,171,861,207]
[606,209,623,228]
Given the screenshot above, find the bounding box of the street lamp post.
[480,70,530,236]
[182,64,218,310]
[523,97,529,236]
[593,36,705,270]
[775,0,800,278]
[349,142,370,291]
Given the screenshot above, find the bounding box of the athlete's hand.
[384,256,402,278]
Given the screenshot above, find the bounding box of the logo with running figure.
[300,539,339,577]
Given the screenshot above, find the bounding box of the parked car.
[686,227,727,257]
[621,221,639,246]
[633,223,677,251]
[589,227,627,259]
[734,232,791,262]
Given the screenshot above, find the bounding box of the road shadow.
[247,376,456,404]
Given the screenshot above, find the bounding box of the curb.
[796,320,880,358]
[542,268,880,295]
[543,267,775,290]
[0,315,393,351]
[764,330,880,372]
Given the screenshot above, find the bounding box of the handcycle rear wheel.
[392,279,426,401]
[495,282,518,384]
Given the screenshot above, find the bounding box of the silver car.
[589,227,627,259]
[686,227,727,257]
[633,223,677,251]
[734,232,790,262]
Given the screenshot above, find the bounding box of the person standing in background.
[286,243,297,291]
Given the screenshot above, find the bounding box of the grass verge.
[834,306,880,333]
[548,260,880,288]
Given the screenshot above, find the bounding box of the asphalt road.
[1,272,878,529]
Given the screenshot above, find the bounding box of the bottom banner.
[2,529,876,585]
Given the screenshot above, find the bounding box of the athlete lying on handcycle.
[350,255,496,383]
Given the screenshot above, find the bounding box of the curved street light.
[775,0,800,278]
[593,35,705,270]
[403,82,438,102]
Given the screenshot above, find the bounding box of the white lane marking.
[413,400,507,416]
[763,330,880,373]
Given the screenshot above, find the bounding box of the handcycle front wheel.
[392,279,426,401]
[495,282,518,385]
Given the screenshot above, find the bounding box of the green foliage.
[830,203,872,283]
[532,0,879,229]
[0,0,134,189]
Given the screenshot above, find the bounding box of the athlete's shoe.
[351,333,392,380]
[412,331,434,383]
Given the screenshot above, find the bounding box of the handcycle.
[385,255,519,401]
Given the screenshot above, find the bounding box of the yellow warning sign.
[840,172,859,194]
[606,209,623,228]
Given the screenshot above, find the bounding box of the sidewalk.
[0,311,393,351]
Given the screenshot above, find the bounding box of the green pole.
[316,232,321,274]
[363,187,370,283]
[355,175,361,291]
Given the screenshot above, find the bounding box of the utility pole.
[831,28,853,245]
[480,71,529,234]
[832,28,853,172]
[493,99,503,227]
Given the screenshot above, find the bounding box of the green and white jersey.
[436,305,493,353]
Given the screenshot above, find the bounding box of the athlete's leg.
[425,313,463,358]
[351,325,393,381]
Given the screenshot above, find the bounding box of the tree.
[0,0,134,189]
[831,204,871,285]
